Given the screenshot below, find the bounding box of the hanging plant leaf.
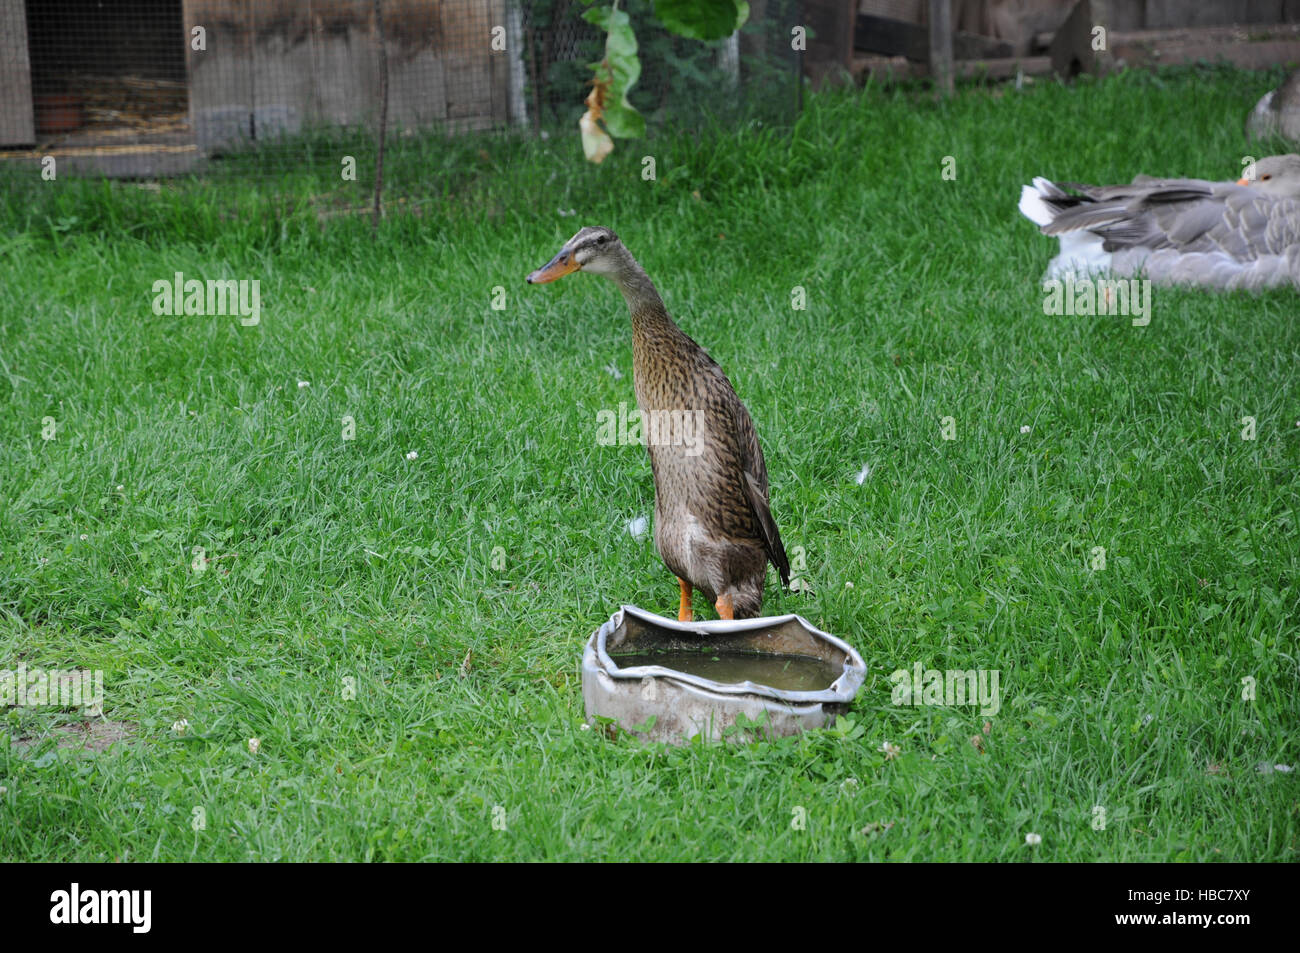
[653,0,749,42]
[580,4,645,161]
[580,83,615,164]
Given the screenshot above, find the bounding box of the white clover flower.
[172,719,190,736]
[297,380,310,389]
[1020,425,1031,434]
[248,738,261,754]
[405,450,418,461]
[80,534,88,541]
[1025,832,1042,846]
[880,741,901,760]
[115,484,124,492]
[626,516,648,540]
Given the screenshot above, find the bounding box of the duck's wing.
[690,344,790,586]
[728,381,791,587]
[743,467,790,587]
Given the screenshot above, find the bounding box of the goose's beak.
[1237,177,1251,185]
[526,249,580,284]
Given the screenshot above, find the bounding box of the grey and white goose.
[1018,155,1300,290]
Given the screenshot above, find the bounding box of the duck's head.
[1237,154,1300,196]
[526,226,627,284]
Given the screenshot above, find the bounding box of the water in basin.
[611,649,841,692]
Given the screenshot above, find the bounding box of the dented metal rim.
[589,604,867,705]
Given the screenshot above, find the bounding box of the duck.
[1018,154,1300,290]
[526,226,790,620]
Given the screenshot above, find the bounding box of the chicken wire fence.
[1,0,803,209]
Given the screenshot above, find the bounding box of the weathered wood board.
[0,0,36,146]
[183,0,510,153]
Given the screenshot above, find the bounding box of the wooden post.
[802,0,855,88]
[929,0,953,96]
[0,0,35,145]
[372,0,388,239]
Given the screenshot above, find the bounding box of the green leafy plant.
[580,0,749,161]
[654,0,749,40]
[580,3,644,162]
[627,714,658,734]
[721,708,768,740]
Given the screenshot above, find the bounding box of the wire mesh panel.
[1,0,803,206]
[3,0,190,174]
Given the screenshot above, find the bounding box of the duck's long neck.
[610,255,694,406]
[611,256,668,327]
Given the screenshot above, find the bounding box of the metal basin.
[582,605,867,743]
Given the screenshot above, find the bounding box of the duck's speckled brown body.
[527,226,790,620]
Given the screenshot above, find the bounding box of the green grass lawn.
[0,65,1296,861]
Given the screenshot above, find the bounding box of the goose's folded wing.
[1041,178,1217,247]
[1023,171,1300,287]
[1106,189,1300,259]
[1043,179,1300,259]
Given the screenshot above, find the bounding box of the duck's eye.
[1262,174,1273,181]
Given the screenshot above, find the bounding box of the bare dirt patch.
[11,719,136,754]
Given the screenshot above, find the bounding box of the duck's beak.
[526,248,580,284]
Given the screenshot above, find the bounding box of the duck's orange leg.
[715,593,735,621]
[677,577,693,622]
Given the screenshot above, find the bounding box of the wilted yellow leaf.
[580,111,613,164]
[580,82,614,164]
